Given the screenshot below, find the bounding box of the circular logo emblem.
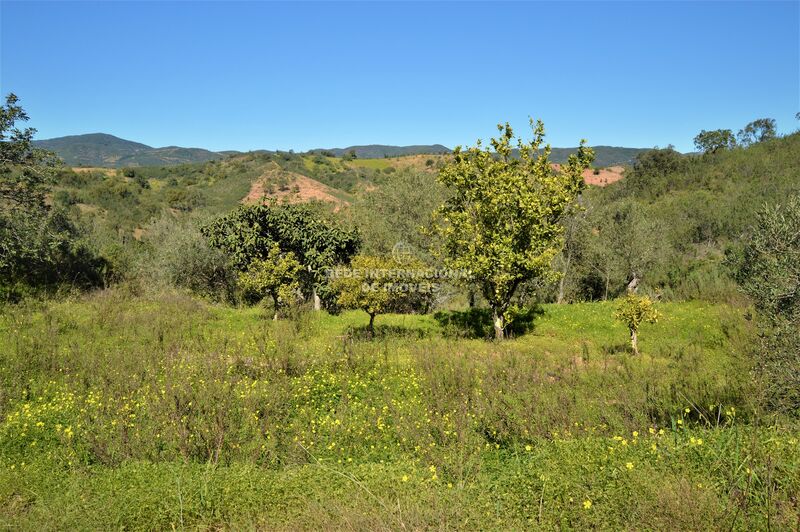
[391,241,414,264]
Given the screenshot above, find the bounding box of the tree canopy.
[202,202,360,309]
[431,120,593,339]
[693,129,737,154]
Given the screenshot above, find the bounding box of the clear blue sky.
[1,1,798,152]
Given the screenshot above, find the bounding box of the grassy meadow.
[1,291,797,530]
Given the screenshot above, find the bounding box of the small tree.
[432,120,593,339]
[693,129,736,154]
[614,293,660,355]
[737,118,777,147]
[238,244,302,320]
[332,254,424,337]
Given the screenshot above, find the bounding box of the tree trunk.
[312,286,322,311]
[368,313,376,338]
[557,252,572,304]
[468,290,476,308]
[272,294,279,321]
[492,309,505,340]
[630,328,639,355]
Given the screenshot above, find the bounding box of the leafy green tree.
[614,293,660,355]
[614,147,687,200]
[0,93,101,294]
[238,243,302,320]
[332,254,427,336]
[729,196,800,414]
[202,203,360,309]
[432,120,593,339]
[737,118,777,147]
[693,129,736,154]
[0,93,55,215]
[731,196,800,321]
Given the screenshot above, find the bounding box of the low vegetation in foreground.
[1,292,798,530]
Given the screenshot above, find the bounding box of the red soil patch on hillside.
[552,164,625,186]
[243,166,347,210]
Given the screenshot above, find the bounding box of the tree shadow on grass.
[346,324,433,341]
[602,342,633,355]
[433,306,544,340]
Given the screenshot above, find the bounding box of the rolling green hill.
[36,132,651,169]
[548,145,650,167]
[34,133,224,167]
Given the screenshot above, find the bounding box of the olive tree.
[729,196,800,414]
[432,120,593,339]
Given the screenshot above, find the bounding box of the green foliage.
[614,293,661,354]
[0,293,795,529]
[432,120,593,338]
[433,305,541,339]
[555,133,800,303]
[351,168,446,258]
[619,147,687,197]
[203,203,360,308]
[0,94,103,295]
[237,244,302,319]
[730,196,800,322]
[332,254,430,334]
[693,129,737,154]
[729,196,800,415]
[134,215,236,301]
[737,118,777,147]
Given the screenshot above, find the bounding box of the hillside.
[549,145,649,167]
[34,133,223,167]
[310,144,451,158]
[36,132,651,169]
[318,144,650,166]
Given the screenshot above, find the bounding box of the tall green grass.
[0,291,797,529]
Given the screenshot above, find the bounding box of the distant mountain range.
[310,144,451,159]
[33,133,223,167]
[35,133,652,168]
[545,146,650,167]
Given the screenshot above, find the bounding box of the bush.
[134,215,235,301]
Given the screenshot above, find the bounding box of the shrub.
[134,215,235,301]
[729,195,800,415]
[237,244,302,320]
[614,293,661,354]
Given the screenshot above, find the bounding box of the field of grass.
[1,292,798,529]
[348,158,394,170]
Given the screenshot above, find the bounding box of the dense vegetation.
[2,94,799,529]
